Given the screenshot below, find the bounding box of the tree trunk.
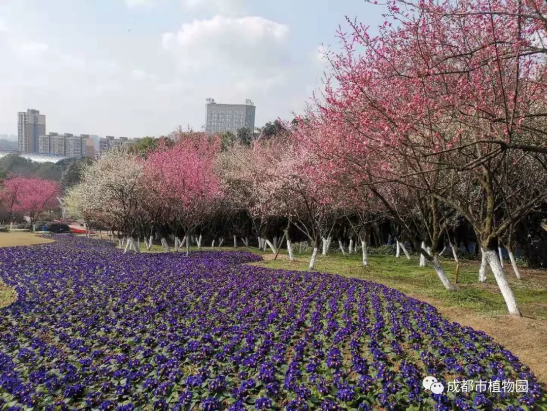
[258,237,263,250]
[484,249,521,316]
[419,242,426,267]
[430,255,456,291]
[506,245,521,279]
[241,237,249,247]
[233,235,237,248]
[361,240,368,266]
[348,238,353,254]
[338,240,346,255]
[211,239,215,247]
[498,246,505,268]
[479,249,488,282]
[161,237,169,252]
[326,236,332,253]
[396,240,401,257]
[130,237,140,253]
[399,242,411,259]
[174,237,181,252]
[287,239,295,261]
[450,242,459,264]
[219,238,224,247]
[265,239,277,254]
[298,242,302,254]
[186,236,190,256]
[123,237,131,253]
[309,247,319,270]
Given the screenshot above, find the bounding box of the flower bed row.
[0,235,542,410]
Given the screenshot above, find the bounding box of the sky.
[0,0,384,137]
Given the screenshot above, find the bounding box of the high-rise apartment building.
[50,133,70,156]
[205,98,256,135]
[38,132,58,154]
[18,109,46,153]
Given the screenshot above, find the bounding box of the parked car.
[45,222,71,234]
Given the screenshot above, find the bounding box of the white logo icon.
[423,376,445,394]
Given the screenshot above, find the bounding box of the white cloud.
[181,0,244,16]
[125,0,154,8]
[162,15,291,94]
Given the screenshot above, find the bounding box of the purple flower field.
[0,236,543,410]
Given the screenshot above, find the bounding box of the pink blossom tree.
[142,133,223,255]
[1,176,61,225]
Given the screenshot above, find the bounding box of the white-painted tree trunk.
[161,237,169,252]
[399,242,411,259]
[174,237,181,252]
[450,243,459,264]
[137,237,140,249]
[219,238,224,247]
[196,234,202,250]
[321,238,327,256]
[233,235,237,248]
[396,240,401,258]
[129,237,140,253]
[419,242,426,267]
[361,240,368,266]
[265,239,277,254]
[258,237,263,250]
[479,248,488,282]
[123,237,131,253]
[287,239,295,261]
[326,236,332,254]
[186,237,190,256]
[309,247,318,270]
[273,236,278,251]
[484,249,521,316]
[439,246,446,256]
[145,236,153,251]
[262,239,267,251]
[498,247,504,268]
[298,242,302,254]
[507,249,521,279]
[338,240,346,255]
[211,239,215,247]
[241,237,249,247]
[430,255,456,291]
[348,239,353,254]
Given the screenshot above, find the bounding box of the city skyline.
[0,0,383,137]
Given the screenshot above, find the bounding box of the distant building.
[205,98,256,135]
[83,137,95,158]
[95,136,141,157]
[66,135,82,157]
[50,134,69,156]
[18,109,46,153]
[38,132,58,155]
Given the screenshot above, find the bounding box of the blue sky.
[0,0,384,137]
